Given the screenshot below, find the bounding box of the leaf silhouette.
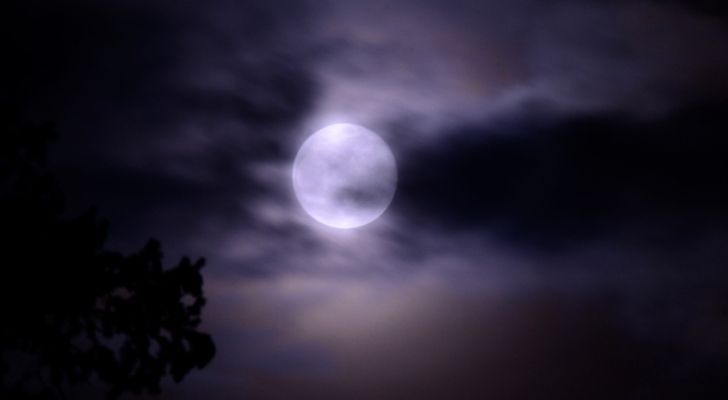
[0,119,215,398]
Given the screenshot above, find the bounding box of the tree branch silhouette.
[0,118,215,398]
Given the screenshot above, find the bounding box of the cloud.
[7,1,728,399]
[4,0,323,252]
[305,0,728,146]
[174,265,728,400]
[395,101,728,249]
[658,0,728,16]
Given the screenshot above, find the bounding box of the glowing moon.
[292,123,397,229]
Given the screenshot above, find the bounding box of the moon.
[292,123,397,229]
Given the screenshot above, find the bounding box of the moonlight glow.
[292,124,397,229]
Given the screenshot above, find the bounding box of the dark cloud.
[658,0,728,16]
[3,0,321,251]
[3,0,319,155]
[3,0,180,118]
[5,0,728,399]
[397,102,728,248]
[174,66,316,128]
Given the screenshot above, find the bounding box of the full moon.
[292,123,397,229]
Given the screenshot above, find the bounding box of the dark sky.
[5,0,728,398]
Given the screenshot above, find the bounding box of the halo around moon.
[292,123,397,229]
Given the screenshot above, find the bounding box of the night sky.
[5,0,728,398]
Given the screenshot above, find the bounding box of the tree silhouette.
[0,118,215,398]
